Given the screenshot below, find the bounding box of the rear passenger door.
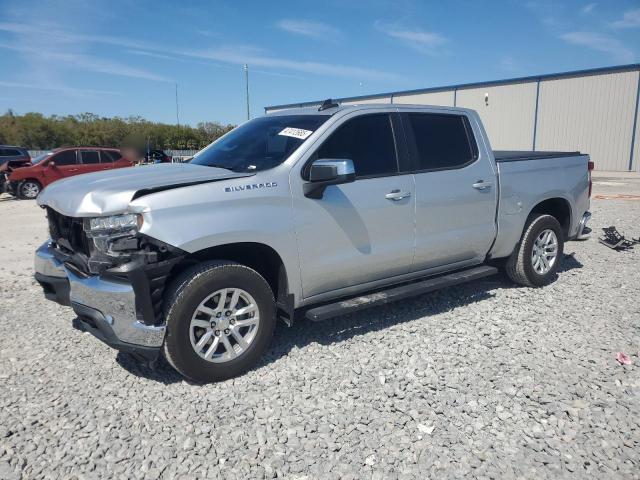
[402,112,497,272]
[78,150,105,174]
[293,112,416,299]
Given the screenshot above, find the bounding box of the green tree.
[0,111,234,151]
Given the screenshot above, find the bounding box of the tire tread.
[162,260,274,382]
[506,214,562,287]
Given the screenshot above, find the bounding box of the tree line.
[0,110,236,151]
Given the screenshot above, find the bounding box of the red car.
[6,147,134,199]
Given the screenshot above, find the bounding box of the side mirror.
[48,161,56,168]
[303,159,355,199]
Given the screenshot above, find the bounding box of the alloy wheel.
[189,288,260,363]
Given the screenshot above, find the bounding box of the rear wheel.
[18,180,42,199]
[163,261,276,382]
[506,214,564,287]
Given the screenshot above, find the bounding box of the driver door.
[42,149,78,182]
[292,112,416,299]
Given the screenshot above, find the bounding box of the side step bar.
[305,265,498,322]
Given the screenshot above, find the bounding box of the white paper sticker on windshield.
[278,127,313,140]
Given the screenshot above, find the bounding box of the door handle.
[385,189,411,201]
[472,180,492,190]
[68,168,79,172]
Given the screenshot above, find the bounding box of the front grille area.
[46,208,92,256]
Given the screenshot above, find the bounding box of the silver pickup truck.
[34,102,592,382]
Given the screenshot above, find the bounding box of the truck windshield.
[191,114,329,172]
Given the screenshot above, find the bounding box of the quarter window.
[408,113,477,170]
[52,150,77,166]
[315,114,398,178]
[101,150,120,163]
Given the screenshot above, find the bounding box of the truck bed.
[494,150,583,162]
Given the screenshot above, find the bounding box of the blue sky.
[1,0,639,126]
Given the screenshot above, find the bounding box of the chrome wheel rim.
[531,229,558,275]
[22,182,40,198]
[189,288,260,363]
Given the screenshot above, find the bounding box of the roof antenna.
[318,99,339,111]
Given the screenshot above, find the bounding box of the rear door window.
[407,113,478,171]
[52,150,77,166]
[315,114,399,178]
[80,151,100,164]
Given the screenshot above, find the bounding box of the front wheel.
[163,261,276,383]
[506,214,564,287]
[18,180,42,199]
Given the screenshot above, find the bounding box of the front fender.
[130,169,301,300]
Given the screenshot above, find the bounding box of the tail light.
[588,161,594,197]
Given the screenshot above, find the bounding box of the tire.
[506,214,564,287]
[18,180,42,199]
[163,260,276,383]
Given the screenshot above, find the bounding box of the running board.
[305,265,498,322]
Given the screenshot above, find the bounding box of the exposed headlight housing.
[86,213,142,234]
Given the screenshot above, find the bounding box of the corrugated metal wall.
[341,96,391,105]
[535,71,639,172]
[265,65,640,171]
[456,81,538,151]
[393,90,454,107]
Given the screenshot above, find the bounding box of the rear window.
[407,113,477,170]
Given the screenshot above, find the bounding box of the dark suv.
[0,146,30,167]
[0,146,31,193]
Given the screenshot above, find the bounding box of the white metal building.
[265,64,640,172]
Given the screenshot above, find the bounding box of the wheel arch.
[172,242,293,322]
[527,197,572,239]
[18,178,43,198]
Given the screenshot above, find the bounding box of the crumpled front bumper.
[34,241,166,360]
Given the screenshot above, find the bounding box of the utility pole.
[244,64,250,120]
[175,82,180,126]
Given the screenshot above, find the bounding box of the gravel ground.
[1,177,639,479]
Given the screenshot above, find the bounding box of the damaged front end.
[35,207,185,361]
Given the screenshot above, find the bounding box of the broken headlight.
[88,213,142,233]
[84,213,143,259]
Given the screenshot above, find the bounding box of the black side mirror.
[304,159,355,199]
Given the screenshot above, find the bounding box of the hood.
[37,163,253,217]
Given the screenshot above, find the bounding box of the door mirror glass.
[304,159,355,199]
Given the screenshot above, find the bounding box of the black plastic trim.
[71,302,160,361]
[494,150,585,162]
[35,273,71,306]
[305,265,497,322]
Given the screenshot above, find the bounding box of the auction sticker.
[279,127,313,140]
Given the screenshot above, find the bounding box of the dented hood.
[37,163,252,217]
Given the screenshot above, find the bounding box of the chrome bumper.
[34,241,166,349]
[576,211,592,240]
